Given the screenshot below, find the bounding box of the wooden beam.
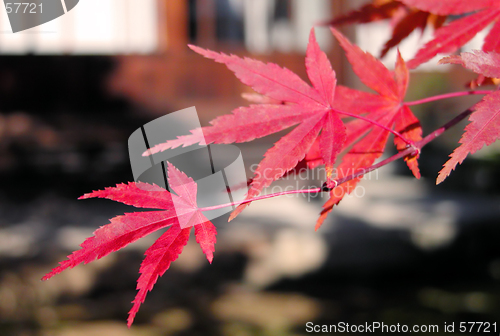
[162,0,189,52]
[196,0,216,48]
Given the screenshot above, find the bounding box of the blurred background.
[1,0,500,335]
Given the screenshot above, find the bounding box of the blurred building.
[0,0,344,119]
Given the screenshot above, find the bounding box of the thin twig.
[333,108,413,145]
[405,90,491,106]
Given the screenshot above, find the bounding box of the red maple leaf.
[326,0,405,26]
[316,28,423,229]
[398,0,500,68]
[436,51,500,183]
[42,162,216,327]
[326,0,446,58]
[145,29,347,217]
[379,10,446,58]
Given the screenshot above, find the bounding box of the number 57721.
[5,3,42,14]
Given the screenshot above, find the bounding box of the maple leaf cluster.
[147,28,423,227]
[437,51,500,182]
[42,163,216,326]
[324,0,447,59]
[325,0,500,184]
[43,0,500,326]
[329,0,500,69]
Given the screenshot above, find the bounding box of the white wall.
[0,0,157,54]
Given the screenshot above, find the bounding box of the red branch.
[405,90,491,106]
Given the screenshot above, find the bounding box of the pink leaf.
[319,112,346,181]
[43,163,219,327]
[330,27,398,99]
[439,50,500,78]
[306,29,336,106]
[188,45,324,107]
[167,162,198,204]
[406,9,499,69]
[195,221,217,263]
[145,104,313,155]
[127,224,191,327]
[482,20,500,52]
[42,210,178,280]
[380,11,430,58]
[437,90,500,184]
[79,182,173,209]
[230,113,326,220]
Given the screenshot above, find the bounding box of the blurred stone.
[173,240,207,273]
[244,228,327,287]
[151,308,192,333]
[212,287,320,330]
[41,321,158,336]
[464,292,490,313]
[7,112,32,137]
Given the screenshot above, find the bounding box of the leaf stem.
[198,107,474,212]
[324,107,474,189]
[198,187,322,212]
[404,90,491,106]
[332,108,413,145]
